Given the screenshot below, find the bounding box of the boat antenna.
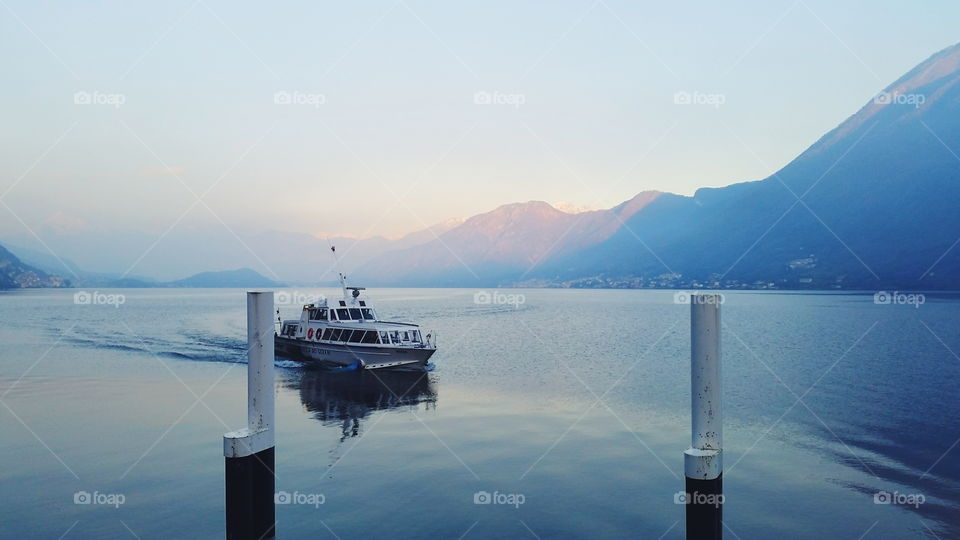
[329,244,348,299]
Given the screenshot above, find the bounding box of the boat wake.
[57,323,293,366]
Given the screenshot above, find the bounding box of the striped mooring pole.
[224,292,276,539]
[684,293,723,539]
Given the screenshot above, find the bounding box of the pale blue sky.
[1,0,958,239]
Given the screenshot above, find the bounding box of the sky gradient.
[2,0,959,240]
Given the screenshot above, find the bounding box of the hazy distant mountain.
[355,192,661,286]
[387,217,465,249]
[0,244,69,289]
[5,243,156,287]
[0,219,459,285]
[0,242,279,289]
[166,268,284,288]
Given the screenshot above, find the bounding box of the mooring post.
[224,291,276,540]
[684,293,723,539]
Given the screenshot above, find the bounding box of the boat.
[274,253,437,371]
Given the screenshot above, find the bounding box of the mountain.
[166,268,284,288]
[355,42,960,290]
[4,243,157,288]
[356,192,661,286]
[0,244,69,289]
[535,41,960,290]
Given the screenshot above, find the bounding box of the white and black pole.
[684,294,723,539]
[224,292,276,540]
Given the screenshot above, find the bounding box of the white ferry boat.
[274,271,437,371]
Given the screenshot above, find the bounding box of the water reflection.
[283,368,437,441]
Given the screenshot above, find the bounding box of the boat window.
[379,331,389,344]
[312,308,327,321]
[348,308,362,320]
[330,329,343,341]
[361,331,378,344]
[340,330,354,342]
[348,330,364,343]
[412,330,421,343]
[389,331,400,344]
[337,308,350,320]
[361,308,375,320]
[321,328,332,340]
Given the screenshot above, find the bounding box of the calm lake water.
[0,288,957,539]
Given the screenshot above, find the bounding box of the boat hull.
[275,335,436,371]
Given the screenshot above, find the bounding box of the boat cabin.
[279,299,426,347]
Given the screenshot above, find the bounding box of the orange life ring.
[307,328,314,339]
